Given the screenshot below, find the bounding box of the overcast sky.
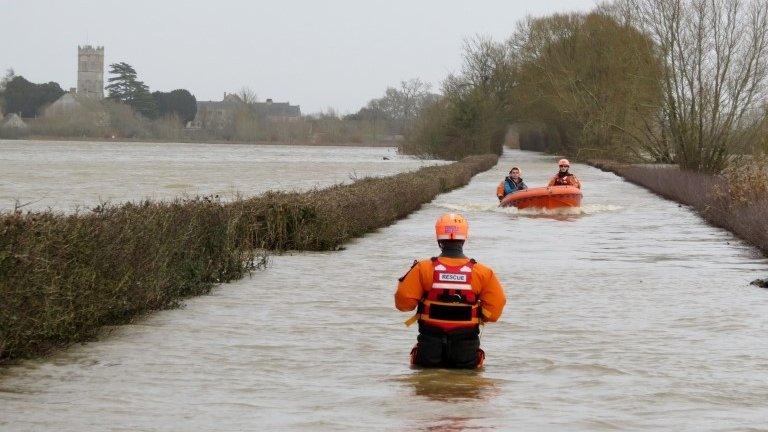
[1,0,596,113]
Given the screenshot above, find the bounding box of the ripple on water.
[1,148,768,431]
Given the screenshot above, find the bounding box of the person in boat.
[395,213,507,369]
[547,158,581,189]
[496,167,528,201]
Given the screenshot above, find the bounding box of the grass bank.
[0,154,499,363]
[589,160,768,255]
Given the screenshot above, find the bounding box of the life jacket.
[405,257,482,332]
[505,177,515,190]
[553,173,576,186]
[506,177,526,193]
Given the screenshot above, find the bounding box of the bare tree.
[627,0,768,171]
[0,68,15,114]
[444,35,516,102]
[231,87,261,141]
[375,78,434,133]
[0,68,14,91]
[237,87,258,105]
[504,12,663,160]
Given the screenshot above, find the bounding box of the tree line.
[185,79,436,144]
[0,63,196,124]
[105,62,196,123]
[406,0,768,172]
[0,70,64,118]
[1,59,435,145]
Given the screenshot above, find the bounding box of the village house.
[43,88,81,117]
[257,98,301,122]
[188,93,243,129]
[2,113,28,130]
[188,93,300,129]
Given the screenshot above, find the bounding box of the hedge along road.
[1,149,768,431]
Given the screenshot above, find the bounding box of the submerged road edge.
[588,159,768,262]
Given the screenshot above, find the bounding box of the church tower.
[77,45,104,100]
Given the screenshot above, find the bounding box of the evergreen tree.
[105,62,158,119]
[2,75,64,117]
[105,62,138,103]
[152,89,197,123]
[133,88,159,120]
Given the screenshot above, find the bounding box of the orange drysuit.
[547,173,581,189]
[395,257,506,323]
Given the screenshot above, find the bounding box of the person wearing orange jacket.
[547,158,581,188]
[395,213,506,369]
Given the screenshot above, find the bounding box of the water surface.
[0,140,432,212]
[1,148,767,431]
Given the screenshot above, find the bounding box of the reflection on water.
[421,416,489,432]
[395,370,503,431]
[1,149,767,431]
[395,369,501,402]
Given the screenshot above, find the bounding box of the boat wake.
[436,202,622,217]
[579,204,624,214]
[438,202,500,213]
[516,203,623,216]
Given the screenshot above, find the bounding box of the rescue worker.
[496,166,528,201]
[395,213,506,369]
[547,158,581,188]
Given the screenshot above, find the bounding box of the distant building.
[77,45,104,100]
[45,45,104,116]
[189,92,301,129]
[189,92,243,129]
[257,98,301,122]
[44,88,82,117]
[2,113,28,130]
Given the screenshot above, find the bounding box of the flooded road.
[1,148,767,431]
[0,140,432,212]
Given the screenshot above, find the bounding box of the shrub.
[590,159,768,254]
[0,154,498,362]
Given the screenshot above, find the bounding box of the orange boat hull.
[500,186,582,209]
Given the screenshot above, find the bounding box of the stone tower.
[77,45,104,100]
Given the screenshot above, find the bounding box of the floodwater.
[1,146,768,431]
[0,140,433,212]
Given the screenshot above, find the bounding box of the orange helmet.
[558,158,570,167]
[435,213,468,241]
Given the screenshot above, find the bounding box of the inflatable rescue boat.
[500,186,582,209]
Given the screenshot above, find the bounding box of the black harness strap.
[398,259,419,282]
